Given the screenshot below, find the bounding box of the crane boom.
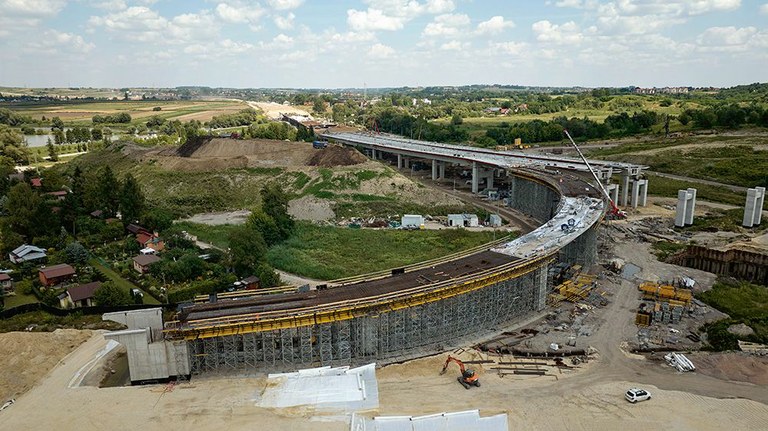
[563,130,626,219]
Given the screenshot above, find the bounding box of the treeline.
[374,108,469,143]
[92,113,132,124]
[207,109,264,129]
[0,108,34,126]
[485,111,660,145]
[678,104,768,129]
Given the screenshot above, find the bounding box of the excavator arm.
[440,355,466,375]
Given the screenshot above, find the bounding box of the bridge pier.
[397,154,402,169]
[472,162,479,194]
[432,160,438,180]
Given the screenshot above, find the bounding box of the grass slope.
[266,222,501,280]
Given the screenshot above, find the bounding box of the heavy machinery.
[563,130,627,220]
[439,356,481,389]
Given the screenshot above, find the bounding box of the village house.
[61,282,101,308]
[0,273,13,295]
[9,244,47,264]
[39,264,76,287]
[133,254,161,274]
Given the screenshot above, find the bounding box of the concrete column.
[685,187,696,225]
[630,179,648,208]
[438,162,445,179]
[403,157,409,169]
[432,159,438,180]
[487,171,494,189]
[639,179,648,207]
[372,149,377,160]
[743,186,766,227]
[397,154,402,169]
[471,162,479,194]
[621,173,630,207]
[606,184,619,204]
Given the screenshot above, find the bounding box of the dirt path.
[648,170,748,193]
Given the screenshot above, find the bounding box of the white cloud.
[687,0,741,15]
[89,7,218,43]
[27,30,95,54]
[696,26,767,52]
[273,12,295,30]
[422,13,470,37]
[215,2,265,25]
[489,41,527,55]
[1,0,67,16]
[532,20,584,44]
[363,0,455,16]
[760,3,768,14]
[368,42,395,59]
[476,16,514,35]
[267,0,303,9]
[348,8,405,31]
[91,0,127,10]
[554,0,598,8]
[273,33,294,44]
[440,40,469,50]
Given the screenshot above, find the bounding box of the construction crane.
[563,130,627,220]
[439,356,481,389]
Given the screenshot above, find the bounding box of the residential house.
[133,254,161,274]
[39,264,76,287]
[45,190,68,201]
[241,276,260,290]
[9,244,47,264]
[0,273,13,295]
[62,282,101,308]
[136,231,165,252]
[126,224,145,235]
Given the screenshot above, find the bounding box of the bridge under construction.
[104,135,642,382]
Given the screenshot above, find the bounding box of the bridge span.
[322,131,649,208]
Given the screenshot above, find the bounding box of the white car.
[625,388,651,403]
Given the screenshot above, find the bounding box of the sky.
[0,0,766,89]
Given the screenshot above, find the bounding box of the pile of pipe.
[665,352,695,372]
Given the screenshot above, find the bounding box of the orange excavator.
[440,356,481,389]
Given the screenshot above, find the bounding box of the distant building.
[241,276,260,290]
[9,244,47,264]
[401,215,425,229]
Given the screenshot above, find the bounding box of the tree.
[228,226,268,277]
[260,183,294,242]
[247,209,281,246]
[142,208,173,233]
[53,129,65,146]
[313,98,326,114]
[64,241,88,264]
[51,116,64,130]
[451,114,463,125]
[5,182,41,240]
[94,281,132,306]
[97,166,120,217]
[0,125,30,163]
[119,173,145,224]
[46,138,58,161]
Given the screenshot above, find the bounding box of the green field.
[266,222,502,280]
[698,281,768,350]
[174,222,235,249]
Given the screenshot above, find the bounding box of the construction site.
[2,133,768,430]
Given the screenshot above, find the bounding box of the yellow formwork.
[638,282,692,304]
[166,254,556,340]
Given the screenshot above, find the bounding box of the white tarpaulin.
[350,410,509,431]
[257,363,378,414]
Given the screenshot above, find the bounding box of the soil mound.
[308,145,367,167]
[176,135,213,157]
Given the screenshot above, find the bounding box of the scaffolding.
[187,265,550,373]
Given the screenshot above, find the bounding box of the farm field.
[0,99,248,125]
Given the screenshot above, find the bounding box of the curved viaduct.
[160,133,634,374]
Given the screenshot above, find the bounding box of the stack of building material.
[257,363,379,415]
[350,410,508,431]
[665,352,695,372]
[638,282,692,305]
